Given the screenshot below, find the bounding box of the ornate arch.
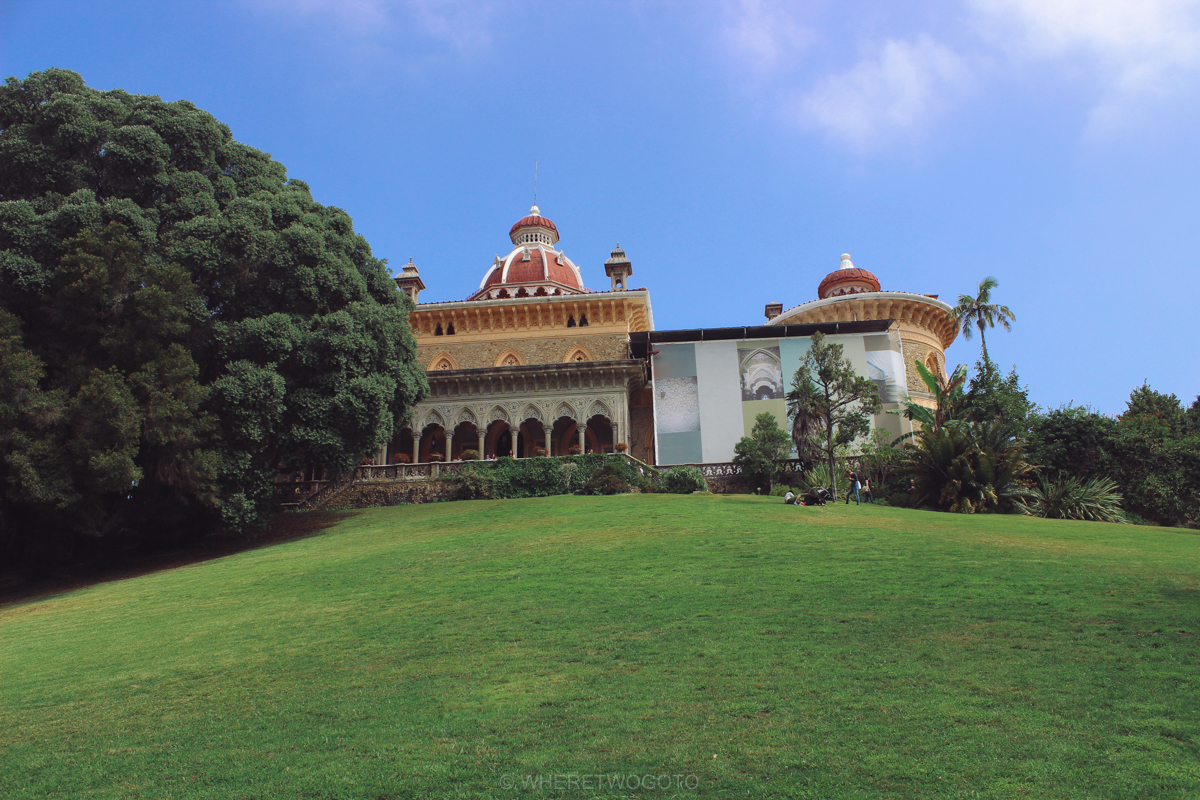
[428,351,458,371]
[494,348,524,368]
[487,405,509,424]
[924,349,940,375]
[420,408,446,430]
[521,403,544,424]
[586,399,612,420]
[553,401,577,422]
[455,407,477,426]
[563,345,594,363]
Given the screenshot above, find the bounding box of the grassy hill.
[2,494,1198,798]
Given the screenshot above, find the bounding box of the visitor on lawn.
[845,470,861,505]
[862,478,874,504]
[783,490,796,505]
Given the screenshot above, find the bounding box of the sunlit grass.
[2,495,1198,798]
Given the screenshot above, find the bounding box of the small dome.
[817,253,880,299]
[509,205,559,245]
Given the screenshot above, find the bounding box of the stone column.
[445,430,453,461]
[578,420,587,453]
[378,444,388,466]
[612,422,620,454]
[544,427,552,456]
[478,428,486,459]
[412,430,420,465]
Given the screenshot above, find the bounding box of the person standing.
[862,478,874,504]
[845,470,860,505]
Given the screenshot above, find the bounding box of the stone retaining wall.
[334,479,458,508]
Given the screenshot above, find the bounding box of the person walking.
[862,478,874,504]
[845,469,860,505]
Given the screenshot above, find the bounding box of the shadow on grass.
[0,510,355,608]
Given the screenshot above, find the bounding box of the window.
[434,324,443,336]
[446,323,455,335]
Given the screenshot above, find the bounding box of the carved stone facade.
[418,333,628,371]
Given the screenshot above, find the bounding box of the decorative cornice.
[424,359,645,400]
[769,292,957,350]
[411,290,653,338]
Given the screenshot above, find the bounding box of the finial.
[530,204,540,216]
[840,253,854,270]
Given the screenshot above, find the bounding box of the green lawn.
[2,494,1198,799]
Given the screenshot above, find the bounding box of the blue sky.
[3,0,1198,414]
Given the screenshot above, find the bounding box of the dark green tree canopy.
[732,412,792,492]
[0,69,427,569]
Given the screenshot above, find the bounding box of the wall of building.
[651,332,910,465]
[418,333,628,370]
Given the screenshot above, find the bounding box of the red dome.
[480,246,584,292]
[818,267,880,298]
[509,206,559,244]
[509,214,558,237]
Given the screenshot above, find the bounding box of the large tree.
[0,69,427,571]
[787,332,882,500]
[950,276,1015,363]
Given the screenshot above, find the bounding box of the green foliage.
[901,420,1034,514]
[459,449,479,461]
[787,332,882,498]
[949,276,1015,363]
[450,455,652,501]
[732,412,792,492]
[0,69,427,567]
[1027,386,1200,528]
[581,464,632,495]
[1018,475,1125,523]
[796,461,833,495]
[965,357,1036,429]
[658,465,708,494]
[451,468,495,501]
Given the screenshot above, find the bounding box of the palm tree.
[950,277,1015,363]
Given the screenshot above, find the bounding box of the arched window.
[579,314,588,327]
[434,324,443,336]
[567,315,576,328]
[446,322,455,335]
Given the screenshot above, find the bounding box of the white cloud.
[970,0,1200,132]
[797,37,969,149]
[721,0,814,75]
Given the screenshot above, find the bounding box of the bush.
[660,466,709,494]
[582,465,632,495]
[460,449,480,461]
[1018,475,1125,523]
[451,468,495,500]
[768,484,795,497]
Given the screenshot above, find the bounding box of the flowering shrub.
[568,444,583,455]
[392,453,410,464]
[428,452,444,462]
[615,442,628,452]
[533,446,547,457]
[461,449,480,461]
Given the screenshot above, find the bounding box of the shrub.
[660,466,709,494]
[1018,476,1125,523]
[392,453,410,463]
[533,446,547,457]
[451,467,495,500]
[568,444,583,455]
[428,452,444,462]
[768,484,795,497]
[796,462,832,495]
[460,449,480,461]
[582,464,632,495]
[615,442,628,452]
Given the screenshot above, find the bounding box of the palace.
[380,207,956,467]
